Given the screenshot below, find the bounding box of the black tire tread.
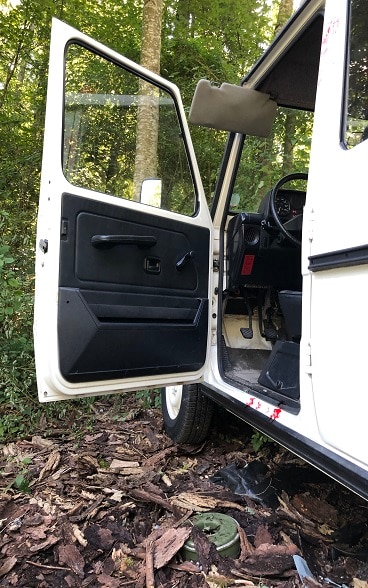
[161,384,214,444]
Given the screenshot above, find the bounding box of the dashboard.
[273,189,306,221]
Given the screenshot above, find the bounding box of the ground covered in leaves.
[0,395,367,587]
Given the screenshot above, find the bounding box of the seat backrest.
[278,290,302,340]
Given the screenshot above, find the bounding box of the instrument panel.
[275,189,305,220]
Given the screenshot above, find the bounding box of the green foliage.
[250,431,271,452]
[135,388,161,409]
[0,208,38,442]
[0,0,300,440]
[0,244,22,334]
[231,108,313,212]
[5,457,32,494]
[161,0,279,202]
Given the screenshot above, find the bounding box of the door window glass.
[345,0,368,148]
[63,43,196,215]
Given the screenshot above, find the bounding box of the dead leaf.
[31,436,56,449]
[23,513,44,527]
[168,561,199,573]
[254,542,298,557]
[190,525,218,574]
[291,493,338,527]
[38,450,61,482]
[29,534,59,552]
[69,496,105,522]
[153,527,192,569]
[110,459,140,469]
[28,496,56,514]
[0,556,17,577]
[238,525,255,558]
[254,524,273,547]
[110,490,124,502]
[25,524,48,540]
[353,580,368,588]
[161,473,172,487]
[58,544,85,578]
[171,491,243,512]
[79,454,100,470]
[144,446,177,469]
[104,462,143,475]
[237,541,299,577]
[72,524,88,547]
[2,443,22,458]
[84,525,114,550]
[81,490,98,500]
[318,523,335,536]
[205,566,238,588]
[96,572,121,587]
[129,488,175,512]
[84,432,107,443]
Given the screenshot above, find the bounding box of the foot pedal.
[264,322,278,342]
[263,307,278,342]
[240,297,253,339]
[240,327,253,339]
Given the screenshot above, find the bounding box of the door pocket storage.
[58,288,208,382]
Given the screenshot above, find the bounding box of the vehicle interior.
[218,9,325,413]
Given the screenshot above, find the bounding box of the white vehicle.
[34,0,368,500]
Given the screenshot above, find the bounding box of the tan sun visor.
[189,79,277,138]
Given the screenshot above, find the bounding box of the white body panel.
[307,0,368,466]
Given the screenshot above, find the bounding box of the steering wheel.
[269,172,308,247]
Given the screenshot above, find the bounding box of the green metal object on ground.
[182,512,240,561]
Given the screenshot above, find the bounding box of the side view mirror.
[189,79,277,138]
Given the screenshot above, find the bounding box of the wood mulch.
[0,396,367,587]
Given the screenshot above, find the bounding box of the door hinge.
[213,258,220,271]
[307,208,315,243]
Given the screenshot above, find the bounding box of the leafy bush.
[0,210,38,441]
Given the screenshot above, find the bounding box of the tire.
[161,384,214,444]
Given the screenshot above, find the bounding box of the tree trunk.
[274,0,294,34]
[133,0,163,201]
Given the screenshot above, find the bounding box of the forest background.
[0,0,300,440]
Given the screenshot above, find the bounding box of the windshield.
[229,107,313,213]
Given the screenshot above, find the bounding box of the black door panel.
[74,211,198,289]
[58,194,210,382]
[60,194,208,294]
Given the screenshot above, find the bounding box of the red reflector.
[241,255,255,275]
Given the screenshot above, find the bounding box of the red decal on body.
[321,19,339,54]
[270,408,282,420]
[241,255,255,275]
[246,397,255,407]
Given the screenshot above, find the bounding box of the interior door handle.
[91,234,157,249]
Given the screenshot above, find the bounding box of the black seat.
[278,290,302,340]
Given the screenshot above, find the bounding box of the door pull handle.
[91,234,157,249]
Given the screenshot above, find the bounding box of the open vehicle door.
[34,19,212,402]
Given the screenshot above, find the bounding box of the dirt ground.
[0,395,367,588]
